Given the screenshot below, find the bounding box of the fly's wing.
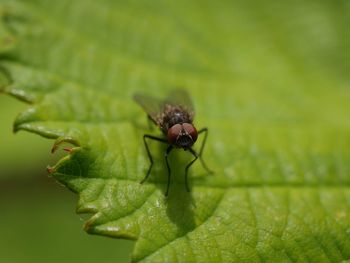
[165,89,194,115]
[133,93,163,124]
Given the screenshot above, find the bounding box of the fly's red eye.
[167,124,182,144]
[183,123,197,142]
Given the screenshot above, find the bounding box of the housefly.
[133,89,212,196]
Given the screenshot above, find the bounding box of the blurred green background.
[0,96,134,263]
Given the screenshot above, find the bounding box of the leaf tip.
[46,165,55,174]
[51,136,81,153]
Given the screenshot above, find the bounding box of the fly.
[133,89,212,196]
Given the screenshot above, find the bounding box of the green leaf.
[1,0,350,262]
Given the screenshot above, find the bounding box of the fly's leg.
[141,135,168,184]
[164,145,173,196]
[184,148,199,192]
[197,128,213,174]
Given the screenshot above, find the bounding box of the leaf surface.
[1,0,350,262]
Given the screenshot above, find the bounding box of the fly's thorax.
[160,104,193,132]
[167,123,198,148]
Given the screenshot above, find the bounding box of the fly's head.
[167,123,198,149]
